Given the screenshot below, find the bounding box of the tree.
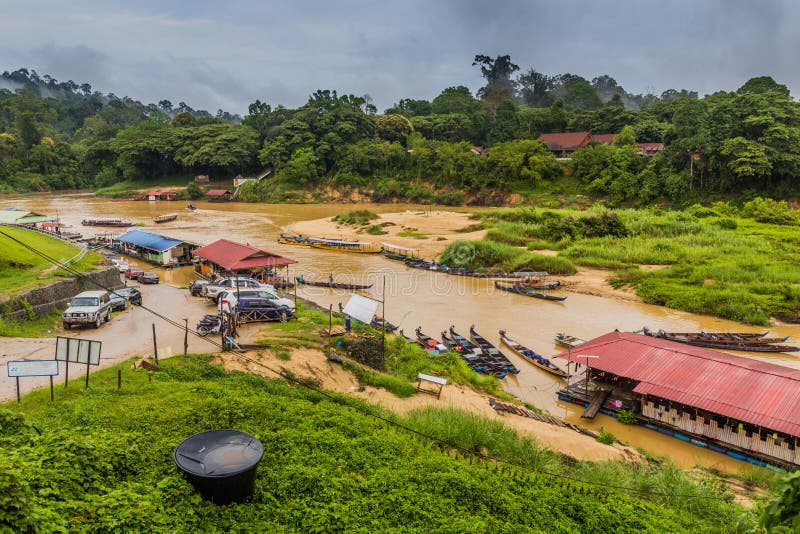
[552,74,601,111]
[158,100,173,113]
[737,76,790,97]
[613,125,637,147]
[384,98,432,117]
[473,54,519,99]
[517,68,554,107]
[431,86,482,115]
[186,181,203,199]
[375,114,414,142]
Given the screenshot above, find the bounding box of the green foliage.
[0,355,754,532]
[332,209,378,225]
[617,409,638,425]
[439,239,577,274]
[185,181,203,199]
[596,428,616,445]
[365,224,387,235]
[740,197,798,225]
[761,470,800,531]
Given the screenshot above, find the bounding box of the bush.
[596,428,616,445]
[617,409,638,425]
[366,224,387,235]
[714,218,738,230]
[185,182,203,200]
[332,210,378,225]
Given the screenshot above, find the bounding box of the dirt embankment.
[290,210,643,302]
[219,346,642,464]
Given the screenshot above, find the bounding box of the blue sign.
[7,360,59,377]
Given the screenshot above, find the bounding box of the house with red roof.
[537,132,592,155]
[555,330,800,468]
[205,189,232,202]
[193,238,297,283]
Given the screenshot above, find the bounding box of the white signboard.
[342,294,380,325]
[8,360,59,377]
[55,336,102,365]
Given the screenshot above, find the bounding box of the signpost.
[55,336,102,388]
[7,360,59,402]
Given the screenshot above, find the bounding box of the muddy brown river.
[6,193,800,472]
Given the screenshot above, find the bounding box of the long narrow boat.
[469,326,520,375]
[296,277,373,290]
[513,280,561,290]
[554,332,585,349]
[153,213,178,223]
[81,217,134,227]
[310,240,382,254]
[643,329,799,353]
[499,330,567,378]
[446,327,508,379]
[643,327,787,344]
[415,327,445,351]
[399,329,417,344]
[495,282,567,301]
[381,243,419,261]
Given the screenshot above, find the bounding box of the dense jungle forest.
[1,55,799,206]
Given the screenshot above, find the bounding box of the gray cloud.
[0,0,797,114]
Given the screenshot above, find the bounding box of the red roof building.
[557,331,800,467]
[590,133,617,145]
[636,143,665,156]
[194,239,296,272]
[538,132,592,154]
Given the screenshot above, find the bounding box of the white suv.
[218,288,295,314]
[63,290,112,329]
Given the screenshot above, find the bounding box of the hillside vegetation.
[0,354,756,532]
[2,63,799,207]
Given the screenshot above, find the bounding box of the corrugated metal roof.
[194,239,296,269]
[116,229,185,252]
[205,189,230,196]
[538,132,592,151]
[556,331,800,436]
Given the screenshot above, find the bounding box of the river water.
[6,193,800,473]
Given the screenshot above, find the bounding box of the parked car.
[110,287,142,310]
[202,277,271,303]
[218,288,295,314]
[235,297,293,323]
[138,272,159,284]
[112,259,130,272]
[189,279,210,296]
[124,267,144,280]
[63,290,111,329]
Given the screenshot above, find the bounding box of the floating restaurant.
[193,239,297,285]
[115,229,200,266]
[556,331,800,469]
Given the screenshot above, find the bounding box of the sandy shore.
[290,210,641,302]
[220,346,642,464]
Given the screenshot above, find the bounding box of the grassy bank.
[95,174,196,197]
[445,206,800,325]
[0,226,104,298]
[0,354,756,532]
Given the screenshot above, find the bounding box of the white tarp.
[342,294,380,324]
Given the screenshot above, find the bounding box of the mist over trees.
[0,59,798,207]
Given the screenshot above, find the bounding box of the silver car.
[63,290,111,329]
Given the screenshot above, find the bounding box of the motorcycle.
[196,314,225,336]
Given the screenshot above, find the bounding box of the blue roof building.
[115,229,199,266]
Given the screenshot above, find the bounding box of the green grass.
[0,227,105,298]
[0,309,63,337]
[456,206,800,325]
[365,224,387,235]
[397,227,428,239]
[0,354,755,532]
[331,209,378,226]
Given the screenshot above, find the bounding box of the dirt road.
[0,280,222,401]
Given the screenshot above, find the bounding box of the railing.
[1,223,90,269]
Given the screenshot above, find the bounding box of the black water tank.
[174,430,264,504]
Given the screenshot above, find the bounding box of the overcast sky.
[1,0,797,114]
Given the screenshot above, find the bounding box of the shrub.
[332,210,378,226]
[185,182,203,200]
[714,218,738,230]
[596,428,616,445]
[617,409,638,425]
[366,224,387,235]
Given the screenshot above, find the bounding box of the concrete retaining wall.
[3,267,124,321]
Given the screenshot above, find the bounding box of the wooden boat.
[642,328,786,344]
[153,213,178,223]
[643,328,799,353]
[310,240,382,254]
[469,325,520,374]
[295,277,373,290]
[495,282,567,301]
[415,327,445,351]
[554,332,585,349]
[499,330,567,378]
[399,329,417,344]
[445,327,508,379]
[381,243,419,261]
[81,217,134,227]
[371,317,398,333]
[513,280,561,290]
[186,204,197,211]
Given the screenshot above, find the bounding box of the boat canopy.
[381,243,419,252]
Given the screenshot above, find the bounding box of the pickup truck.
[201,277,274,303]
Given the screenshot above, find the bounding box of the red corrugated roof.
[538,132,592,151]
[590,133,617,145]
[556,331,800,436]
[205,189,230,196]
[194,239,296,269]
